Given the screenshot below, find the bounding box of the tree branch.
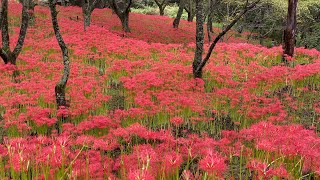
[1,0,9,50]
[12,0,30,59]
[196,0,260,72]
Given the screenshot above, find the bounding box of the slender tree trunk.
[83,12,91,31]
[207,0,215,42]
[28,3,36,26]
[207,0,214,33]
[193,0,204,78]
[120,13,130,32]
[0,3,2,28]
[1,0,30,65]
[109,0,132,32]
[159,5,165,16]
[187,11,194,22]
[155,0,166,16]
[82,0,100,31]
[173,0,185,28]
[49,0,70,108]
[193,0,260,78]
[282,0,298,64]
[1,0,10,52]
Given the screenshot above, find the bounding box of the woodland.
[0,0,319,179]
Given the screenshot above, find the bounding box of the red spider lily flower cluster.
[0,2,320,179]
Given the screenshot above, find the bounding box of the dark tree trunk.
[83,11,91,31]
[187,11,194,22]
[82,0,99,31]
[185,0,195,22]
[109,0,132,32]
[159,6,165,16]
[0,2,3,28]
[193,0,204,78]
[84,13,91,28]
[1,0,30,66]
[49,0,70,108]
[207,0,214,42]
[120,13,130,32]
[173,0,185,28]
[282,0,298,64]
[207,21,212,42]
[1,0,10,52]
[193,0,260,78]
[28,0,37,25]
[18,0,36,24]
[154,0,167,16]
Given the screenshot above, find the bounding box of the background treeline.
[78,0,318,50]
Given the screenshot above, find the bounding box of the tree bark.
[49,0,70,108]
[173,0,185,28]
[109,0,132,32]
[187,11,193,22]
[193,0,260,78]
[0,3,2,31]
[1,0,30,65]
[120,13,130,32]
[282,0,298,64]
[193,0,204,78]
[83,11,91,31]
[185,0,195,22]
[154,0,167,16]
[1,0,10,52]
[159,5,165,16]
[28,1,37,25]
[207,0,215,42]
[82,0,99,31]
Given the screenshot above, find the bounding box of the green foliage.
[228,0,320,50]
[131,6,160,15]
[131,4,189,19]
[296,23,320,50]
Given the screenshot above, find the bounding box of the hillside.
[0,3,320,179]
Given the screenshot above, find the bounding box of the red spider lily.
[199,150,226,177]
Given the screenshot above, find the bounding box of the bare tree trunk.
[184,0,195,22]
[1,0,10,55]
[49,0,70,108]
[193,0,204,78]
[1,0,30,65]
[207,0,215,42]
[82,0,99,31]
[28,2,36,26]
[84,13,91,30]
[173,0,185,28]
[120,13,130,32]
[0,3,2,28]
[282,0,298,64]
[187,11,194,22]
[154,0,167,16]
[159,5,165,15]
[193,0,260,78]
[18,0,36,25]
[109,0,132,32]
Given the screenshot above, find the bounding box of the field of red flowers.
[0,2,320,179]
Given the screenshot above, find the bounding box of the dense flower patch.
[0,2,319,179]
